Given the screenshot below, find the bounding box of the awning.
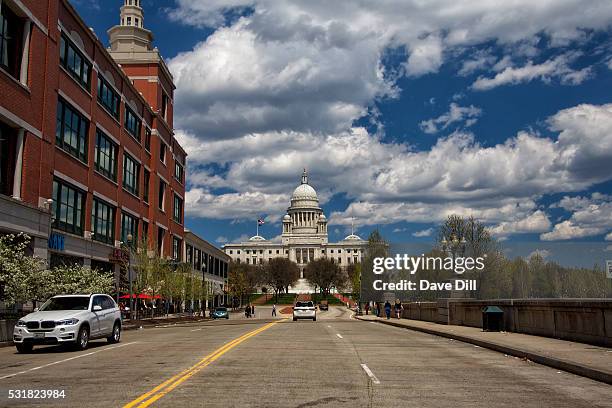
[119,294,162,300]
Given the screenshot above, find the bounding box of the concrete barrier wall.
[403,299,612,347]
[0,320,16,343]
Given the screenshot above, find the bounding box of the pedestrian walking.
[394,300,403,319]
[364,302,370,315]
[272,304,277,317]
[252,304,255,318]
[245,305,251,318]
[384,301,392,319]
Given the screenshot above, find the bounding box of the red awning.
[119,294,162,300]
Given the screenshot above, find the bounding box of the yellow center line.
[123,320,282,408]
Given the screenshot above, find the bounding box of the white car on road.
[13,294,122,353]
[293,301,317,321]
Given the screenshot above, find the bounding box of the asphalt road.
[0,306,610,407]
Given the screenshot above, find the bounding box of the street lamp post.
[127,233,133,319]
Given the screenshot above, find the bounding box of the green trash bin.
[482,306,504,332]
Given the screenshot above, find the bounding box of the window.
[159,143,166,164]
[134,18,139,27]
[172,236,181,261]
[0,4,25,80]
[91,198,115,244]
[157,226,164,255]
[143,169,150,202]
[97,75,120,119]
[52,178,85,235]
[173,194,182,224]
[94,129,117,180]
[59,33,91,89]
[186,244,193,264]
[174,161,183,183]
[161,93,169,121]
[122,153,140,196]
[144,128,151,151]
[127,17,132,26]
[124,106,141,141]
[120,212,138,246]
[142,220,149,241]
[56,98,89,162]
[0,122,12,196]
[158,179,166,211]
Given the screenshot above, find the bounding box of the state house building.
[223,171,367,283]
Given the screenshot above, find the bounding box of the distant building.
[0,0,185,279]
[223,170,366,292]
[184,230,230,307]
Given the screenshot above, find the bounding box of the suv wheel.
[107,322,121,344]
[75,326,89,350]
[16,343,33,353]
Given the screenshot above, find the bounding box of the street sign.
[606,260,612,279]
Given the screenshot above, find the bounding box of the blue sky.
[72,1,612,259]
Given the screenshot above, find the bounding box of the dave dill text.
[372,279,477,291]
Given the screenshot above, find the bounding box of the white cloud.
[471,54,591,91]
[419,103,482,134]
[216,236,229,244]
[606,232,612,241]
[169,0,612,139]
[528,249,551,259]
[458,49,497,76]
[392,227,407,233]
[489,210,551,238]
[184,104,612,237]
[412,228,434,237]
[541,194,612,240]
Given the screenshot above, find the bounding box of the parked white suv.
[293,301,316,321]
[13,294,122,353]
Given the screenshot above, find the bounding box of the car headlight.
[55,318,79,326]
[16,320,27,327]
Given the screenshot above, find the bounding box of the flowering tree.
[0,234,113,307]
[0,234,47,304]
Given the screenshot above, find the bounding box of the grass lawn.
[265,293,297,304]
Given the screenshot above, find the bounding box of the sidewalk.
[356,314,612,385]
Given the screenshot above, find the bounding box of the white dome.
[291,183,318,201]
[343,234,362,241]
[249,235,266,241]
[318,214,327,221]
[283,214,291,222]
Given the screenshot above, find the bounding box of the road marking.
[0,342,137,380]
[336,333,343,339]
[360,364,381,384]
[327,325,332,328]
[123,321,281,408]
[190,328,202,332]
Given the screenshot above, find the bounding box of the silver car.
[293,301,317,321]
[13,294,122,353]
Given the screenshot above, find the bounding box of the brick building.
[0,0,186,281]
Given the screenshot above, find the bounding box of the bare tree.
[304,258,346,296]
[263,258,299,302]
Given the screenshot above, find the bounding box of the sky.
[72,0,612,263]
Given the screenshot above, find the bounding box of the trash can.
[482,306,504,332]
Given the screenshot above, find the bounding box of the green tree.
[0,234,47,305]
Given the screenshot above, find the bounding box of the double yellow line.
[123,321,281,407]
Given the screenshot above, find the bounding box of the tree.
[227,262,256,308]
[346,263,361,301]
[263,258,299,302]
[304,258,346,296]
[360,230,389,302]
[0,234,47,305]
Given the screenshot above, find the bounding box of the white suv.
[293,301,316,321]
[13,294,122,353]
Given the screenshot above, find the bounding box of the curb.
[357,317,612,385]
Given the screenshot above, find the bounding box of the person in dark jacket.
[394,300,403,319]
[384,301,392,319]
